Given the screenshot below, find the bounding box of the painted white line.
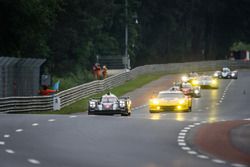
[178,142,186,146]
[181,147,191,151]
[244,118,250,121]
[197,155,209,159]
[179,133,186,136]
[212,159,226,164]
[4,134,10,138]
[69,115,77,118]
[177,139,185,142]
[0,141,5,145]
[181,129,188,133]
[231,163,247,167]
[184,127,191,130]
[178,136,185,139]
[188,125,195,128]
[32,123,39,126]
[219,100,223,103]
[194,123,201,125]
[28,159,41,165]
[188,151,197,155]
[48,119,56,122]
[5,149,15,154]
[16,129,23,132]
[221,97,224,100]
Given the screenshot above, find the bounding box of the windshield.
[101,96,117,103]
[158,93,184,99]
[223,68,230,72]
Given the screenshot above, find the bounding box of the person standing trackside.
[102,65,108,79]
[92,64,97,79]
[96,64,101,80]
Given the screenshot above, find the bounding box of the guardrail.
[1,60,250,113]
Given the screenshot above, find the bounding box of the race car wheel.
[187,107,192,112]
[121,112,130,116]
[88,111,94,115]
[149,110,159,113]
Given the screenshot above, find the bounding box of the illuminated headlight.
[182,76,188,82]
[214,73,218,77]
[179,99,185,105]
[194,89,199,94]
[231,73,235,76]
[212,80,217,85]
[192,80,198,85]
[153,99,159,105]
[119,101,126,107]
[89,101,96,108]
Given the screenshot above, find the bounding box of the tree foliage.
[1,0,250,75]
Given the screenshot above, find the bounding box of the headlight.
[119,101,126,107]
[182,76,188,82]
[192,80,198,85]
[179,99,185,104]
[152,99,159,105]
[212,79,217,85]
[231,73,235,76]
[89,101,96,108]
[194,89,199,94]
[214,73,218,77]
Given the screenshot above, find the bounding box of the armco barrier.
[0,60,250,113]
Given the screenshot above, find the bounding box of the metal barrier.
[1,60,250,113]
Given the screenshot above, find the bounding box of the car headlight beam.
[89,101,96,108]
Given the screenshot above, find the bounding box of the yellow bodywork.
[149,97,191,112]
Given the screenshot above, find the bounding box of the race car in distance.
[213,67,238,79]
[192,75,218,89]
[180,82,201,98]
[149,90,192,113]
[88,92,131,116]
[173,81,201,98]
[181,72,199,84]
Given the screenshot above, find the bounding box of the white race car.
[214,67,238,79]
[88,92,132,116]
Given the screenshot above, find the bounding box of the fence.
[1,60,250,113]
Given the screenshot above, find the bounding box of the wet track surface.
[0,70,250,167]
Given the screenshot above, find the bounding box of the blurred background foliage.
[1,0,250,77]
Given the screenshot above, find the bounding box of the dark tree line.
[1,0,250,75]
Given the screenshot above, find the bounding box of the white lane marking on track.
[32,123,39,126]
[181,147,191,151]
[231,163,248,167]
[188,151,197,155]
[69,115,77,118]
[181,129,188,133]
[179,133,186,136]
[48,119,56,122]
[16,129,23,132]
[184,127,191,130]
[197,155,209,159]
[244,118,250,121]
[178,142,186,146]
[178,139,184,142]
[28,159,41,165]
[0,141,5,145]
[194,123,201,125]
[188,125,195,128]
[5,149,15,154]
[4,134,10,138]
[212,159,226,164]
[178,136,185,139]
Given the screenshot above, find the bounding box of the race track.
[0,70,250,167]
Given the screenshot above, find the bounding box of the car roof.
[102,93,117,98]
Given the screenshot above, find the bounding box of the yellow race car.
[149,90,192,113]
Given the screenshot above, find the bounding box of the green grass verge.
[39,72,167,114]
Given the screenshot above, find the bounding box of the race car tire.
[149,110,160,113]
[121,112,130,116]
[187,107,192,112]
[88,111,94,115]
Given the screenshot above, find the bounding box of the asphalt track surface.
[0,70,250,167]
